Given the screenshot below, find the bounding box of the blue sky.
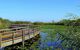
[0,0,80,22]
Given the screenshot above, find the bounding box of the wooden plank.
[2,34,12,38]
[2,32,12,35]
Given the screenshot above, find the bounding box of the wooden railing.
[0,27,40,48]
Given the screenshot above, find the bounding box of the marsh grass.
[39,25,80,49]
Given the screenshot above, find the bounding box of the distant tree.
[33,22,45,25]
[13,21,31,24]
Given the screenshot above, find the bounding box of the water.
[38,32,63,50]
[36,32,79,50]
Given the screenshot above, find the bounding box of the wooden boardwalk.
[0,27,40,48]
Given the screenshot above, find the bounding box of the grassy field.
[39,25,68,33]
[39,25,80,35]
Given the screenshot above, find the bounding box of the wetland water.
[37,32,64,50]
[33,32,79,50]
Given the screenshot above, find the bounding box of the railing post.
[32,28,35,42]
[33,28,35,36]
[22,29,25,49]
[0,33,2,48]
[12,31,15,44]
[28,28,30,39]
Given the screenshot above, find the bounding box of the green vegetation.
[38,25,80,49]
[0,14,80,49]
[0,18,11,29]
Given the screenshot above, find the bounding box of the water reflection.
[38,32,63,50]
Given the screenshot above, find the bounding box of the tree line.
[0,17,80,28]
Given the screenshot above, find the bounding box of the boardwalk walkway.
[0,26,40,48]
